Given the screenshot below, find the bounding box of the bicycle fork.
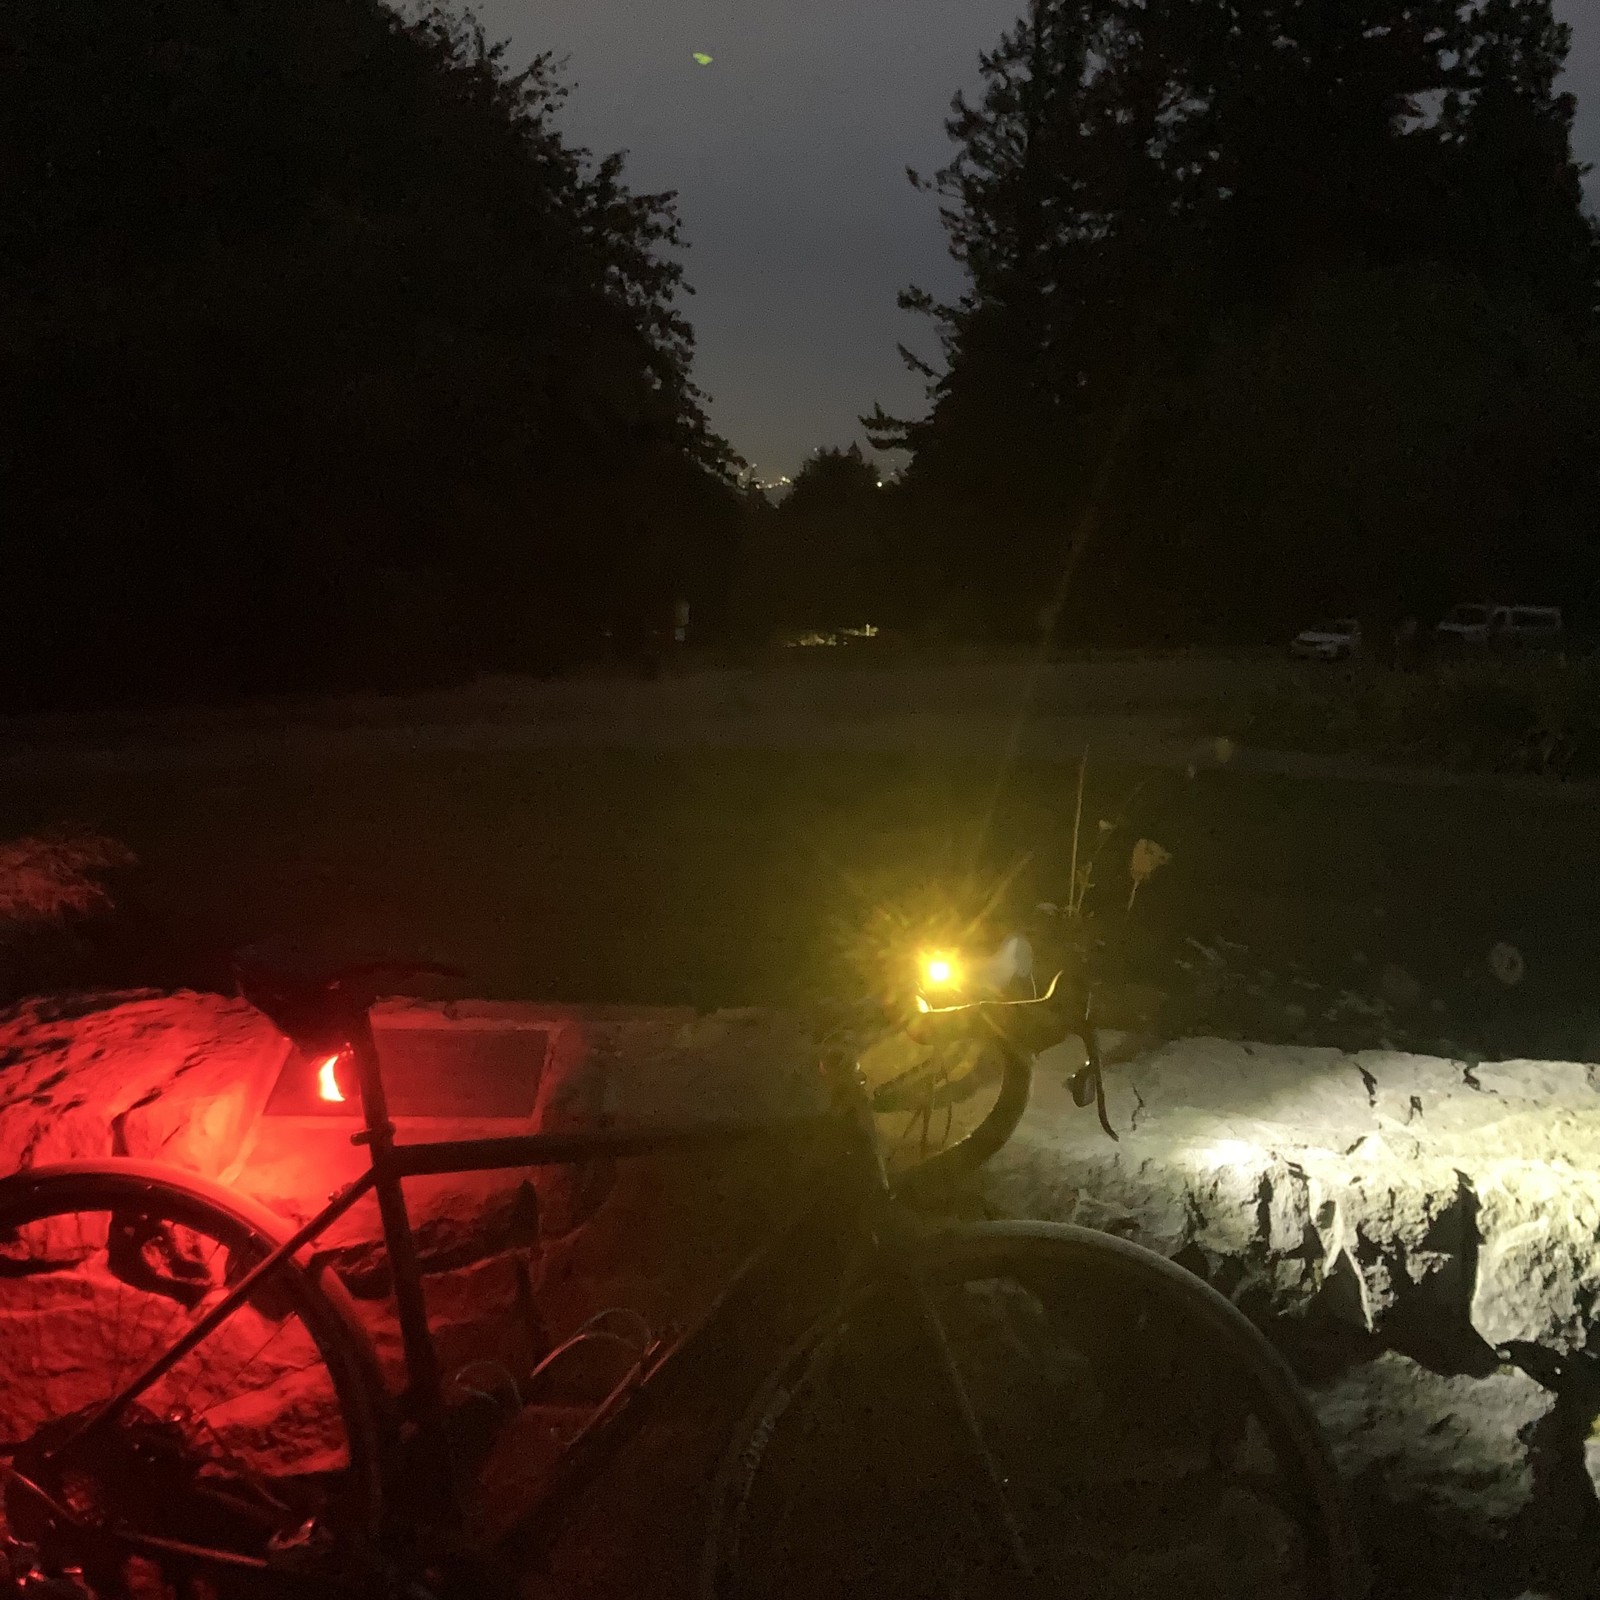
[902,1266,1041,1588]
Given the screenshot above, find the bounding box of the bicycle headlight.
[919,950,963,992]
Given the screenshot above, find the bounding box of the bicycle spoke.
[0,1178,373,1600]
[706,1234,1354,1600]
[910,1273,1037,1578]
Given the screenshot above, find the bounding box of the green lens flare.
[692,51,713,65]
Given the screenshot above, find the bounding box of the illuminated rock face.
[982,1037,1600,1585]
[6,999,1598,1589]
[0,990,289,1175]
[985,1039,1600,1352]
[0,991,823,1422]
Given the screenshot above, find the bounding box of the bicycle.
[0,947,1366,1600]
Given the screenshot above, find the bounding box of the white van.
[1435,604,1506,648]
[1503,606,1563,649]
[1435,603,1563,651]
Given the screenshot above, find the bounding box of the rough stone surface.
[0,989,287,1175]
[986,1037,1600,1357]
[1312,1349,1556,1527]
[7,996,1600,1596]
[980,1035,1600,1591]
[0,990,823,1392]
[1,1250,351,1477]
[0,989,826,1549]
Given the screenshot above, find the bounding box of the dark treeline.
[731,445,891,635]
[1,1,743,708]
[5,2,1598,700]
[839,0,1600,648]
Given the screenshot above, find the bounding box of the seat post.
[348,1008,463,1531]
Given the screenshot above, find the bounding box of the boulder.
[987,1038,1600,1356]
[1310,1350,1556,1528]
[0,989,287,1175]
[981,1035,1600,1588]
[1309,1348,1565,1596]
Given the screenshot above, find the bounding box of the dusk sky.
[478,1,1600,482]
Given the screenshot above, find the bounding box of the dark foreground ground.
[3,724,1593,1599]
[2,742,1596,1061]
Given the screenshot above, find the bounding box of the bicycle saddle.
[233,944,464,1054]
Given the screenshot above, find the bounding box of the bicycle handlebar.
[913,969,1062,1018]
[875,977,1117,1203]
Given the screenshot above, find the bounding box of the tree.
[0,0,740,707]
[1435,0,1600,326]
[731,445,887,636]
[1132,264,1599,639]
[870,0,1600,643]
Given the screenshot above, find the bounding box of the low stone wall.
[4,994,1598,1596]
[987,1036,1600,1596]
[0,992,825,1398]
[0,990,288,1174]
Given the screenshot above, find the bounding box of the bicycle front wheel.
[701,1220,1364,1600]
[0,1163,384,1599]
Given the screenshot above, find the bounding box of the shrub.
[1220,656,1600,777]
[0,832,135,924]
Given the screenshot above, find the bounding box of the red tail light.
[316,1054,346,1103]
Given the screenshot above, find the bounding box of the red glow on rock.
[317,1055,346,1103]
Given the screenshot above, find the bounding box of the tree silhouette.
[0,0,741,706]
[869,0,1600,644]
[731,445,888,637]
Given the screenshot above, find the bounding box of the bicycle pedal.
[266,1517,337,1571]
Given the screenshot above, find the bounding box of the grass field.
[3,741,1597,1060]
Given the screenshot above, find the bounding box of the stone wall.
[0,991,825,1400]
[4,993,1598,1596]
[986,1036,1600,1597]
[0,990,288,1174]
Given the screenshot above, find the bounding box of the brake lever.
[1067,996,1119,1142]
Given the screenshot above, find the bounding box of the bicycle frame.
[44,997,1045,1586]
[49,1007,852,1550]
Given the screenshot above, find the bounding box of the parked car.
[1290,617,1362,661]
[1435,603,1507,650]
[1503,605,1563,650]
[1435,603,1564,652]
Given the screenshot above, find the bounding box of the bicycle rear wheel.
[701,1221,1365,1600]
[0,1163,383,1599]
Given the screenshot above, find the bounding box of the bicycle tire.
[700,1220,1366,1600]
[882,1033,1033,1206]
[0,1161,385,1597]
